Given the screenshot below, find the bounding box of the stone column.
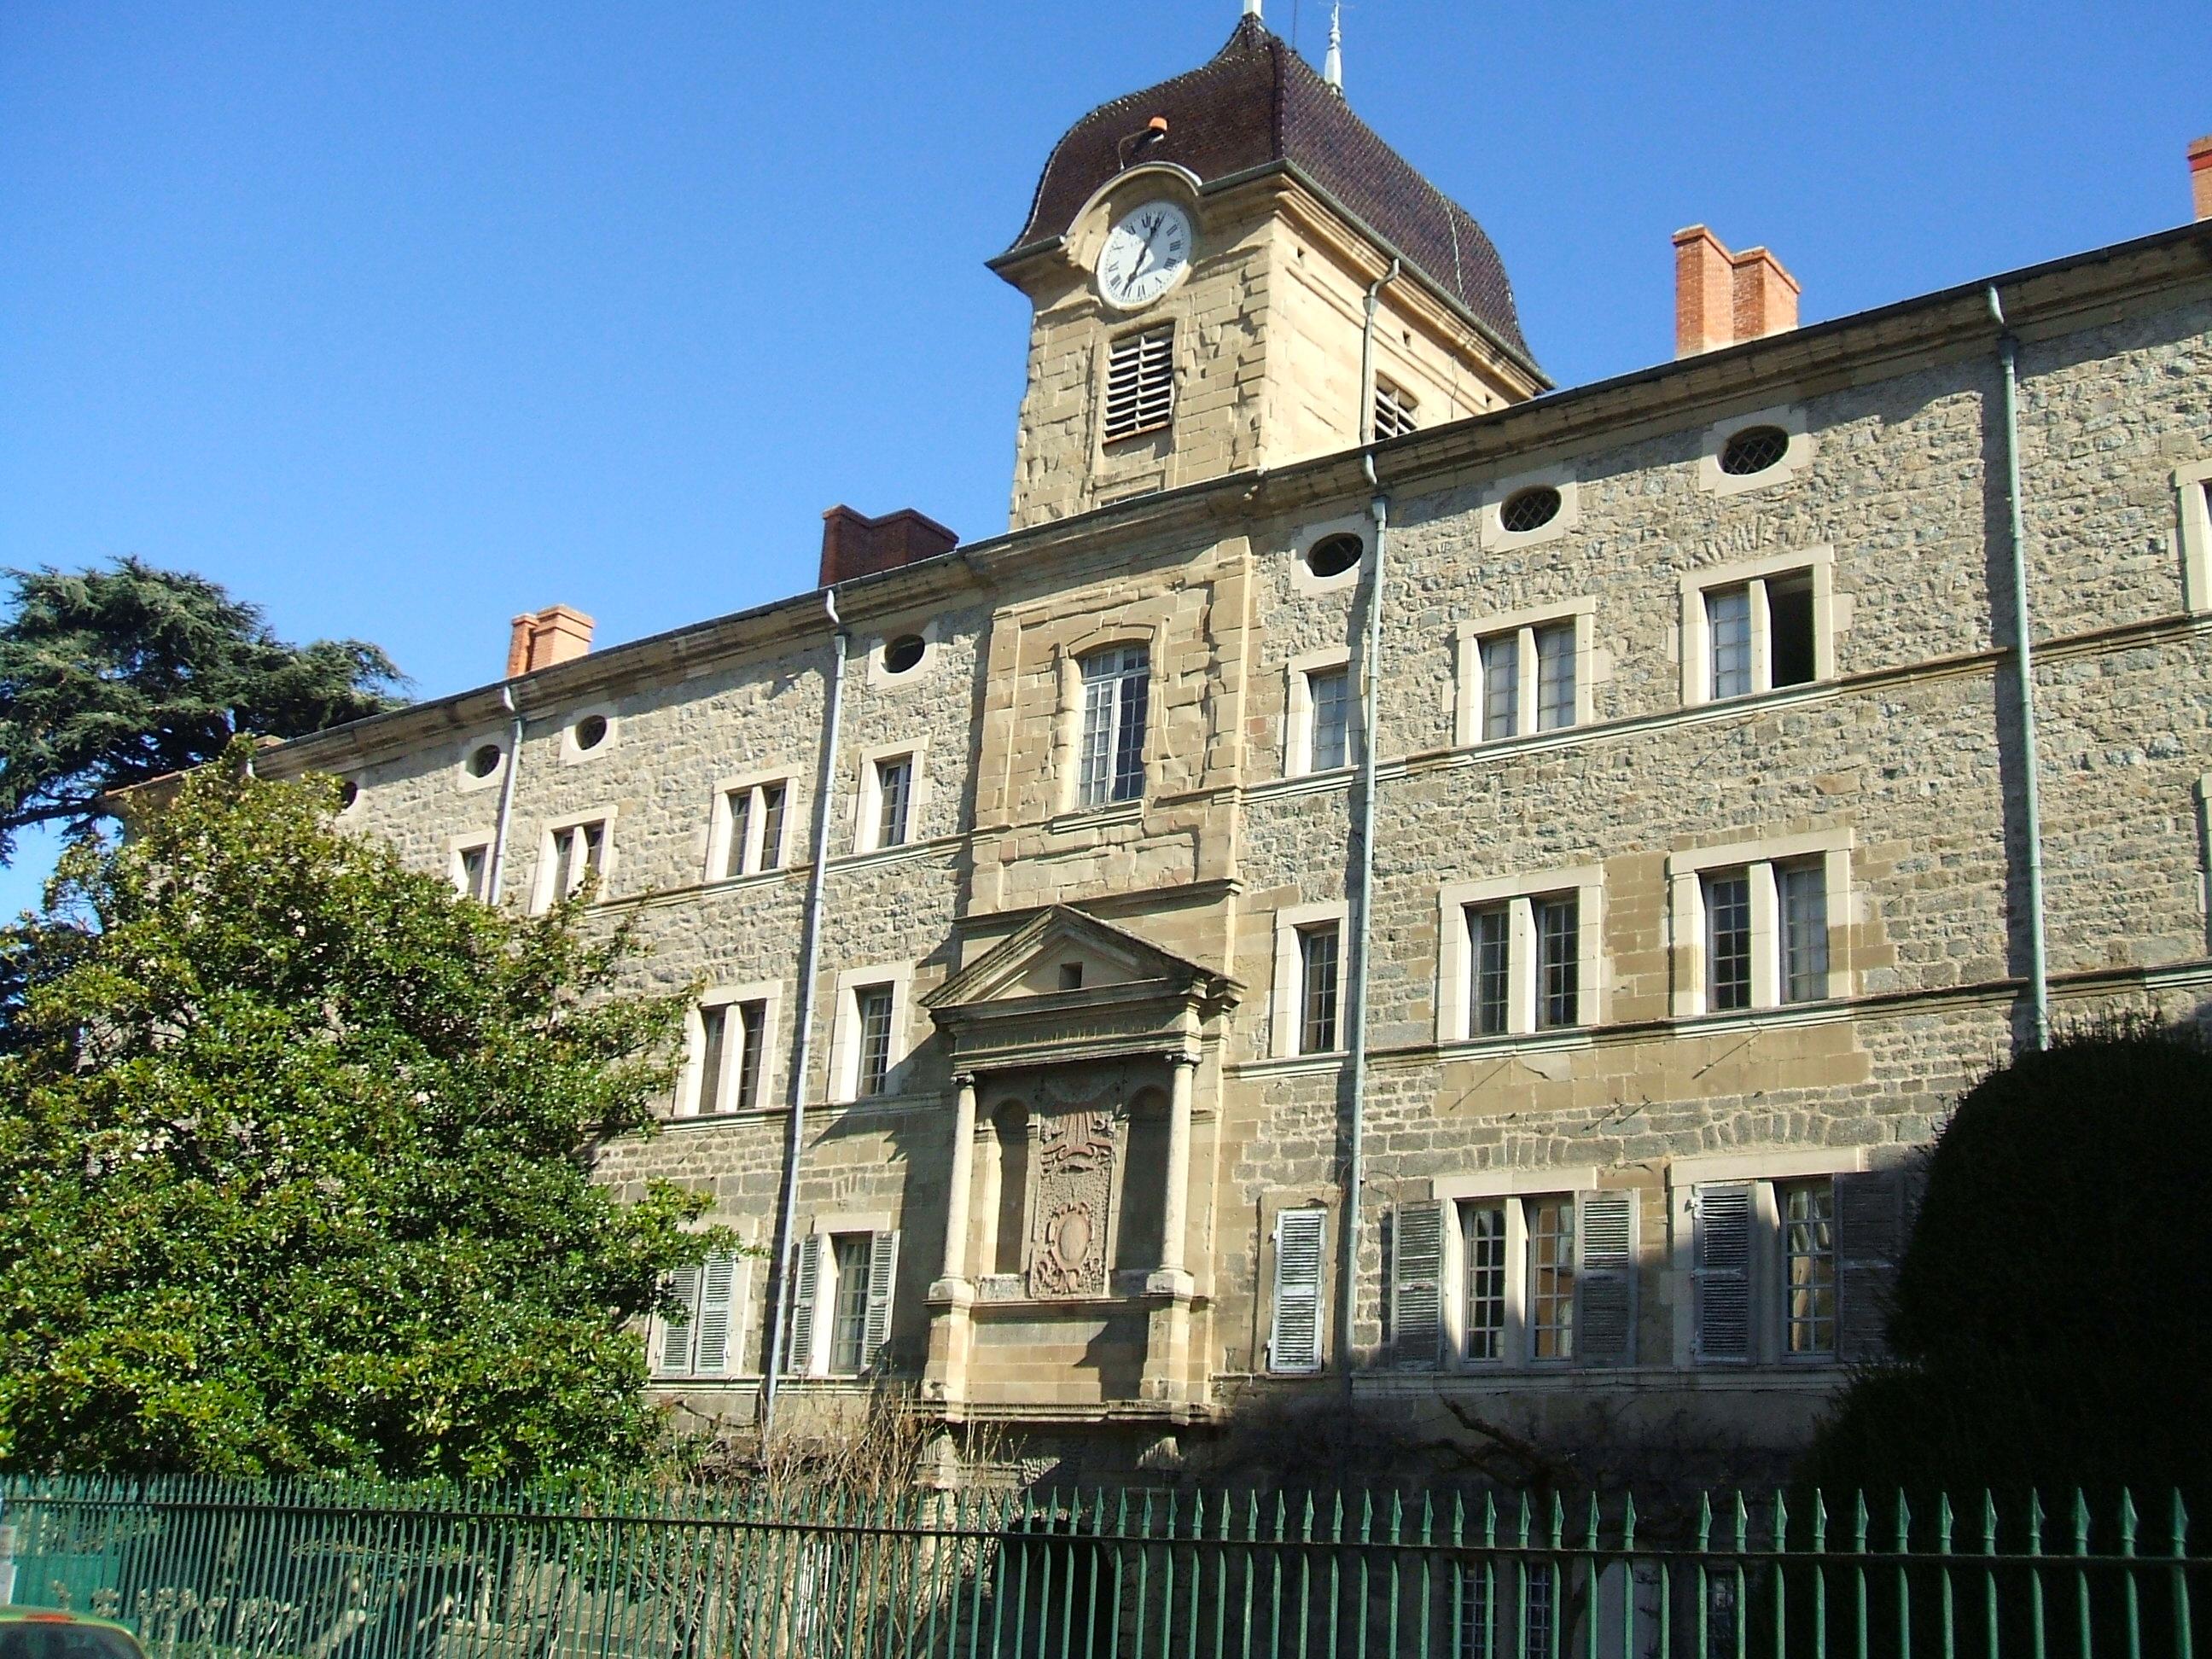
[1156,1052,1197,1278]
[924,1071,980,1409]
[939,1072,979,1284]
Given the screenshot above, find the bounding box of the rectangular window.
[1479,636,1519,742]
[550,819,607,899]
[723,781,789,878]
[1533,623,1575,732]
[1778,859,1829,1003]
[1103,324,1174,440]
[1702,568,1819,701]
[829,1234,873,1374]
[696,1004,730,1116]
[1298,924,1342,1055]
[458,844,491,901]
[1468,904,1511,1036]
[732,999,765,1112]
[1525,1196,1576,1360]
[1707,585,1754,701]
[874,756,912,849]
[1462,1201,1507,1361]
[1373,378,1417,440]
[1078,645,1150,807]
[1779,1179,1837,1357]
[1533,895,1579,1030]
[1703,869,1753,1012]
[1307,665,1351,772]
[854,986,895,1098]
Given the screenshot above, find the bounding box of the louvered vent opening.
[1104,324,1175,441]
[1374,379,1418,440]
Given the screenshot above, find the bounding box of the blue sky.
[3,0,2205,911]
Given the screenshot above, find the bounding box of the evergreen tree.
[0,557,405,864]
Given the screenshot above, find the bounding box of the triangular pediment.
[926,906,1234,1013]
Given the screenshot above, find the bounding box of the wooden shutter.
[1835,1169,1906,1362]
[789,1234,824,1377]
[693,1253,740,1377]
[657,1265,701,1376]
[1576,1190,1638,1366]
[1104,325,1174,439]
[1268,1208,1327,1373]
[1389,1202,1446,1371]
[862,1230,900,1369]
[1693,1184,1755,1362]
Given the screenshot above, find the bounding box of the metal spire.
[1323,2,1343,89]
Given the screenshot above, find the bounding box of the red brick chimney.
[1674,225,1801,358]
[507,605,595,678]
[2191,135,2212,223]
[818,506,958,587]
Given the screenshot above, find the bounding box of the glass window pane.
[1080,647,1150,806]
[1779,860,1829,1003]
[1480,634,1519,741]
[1470,905,1510,1035]
[1308,667,1350,771]
[1534,623,1575,731]
[1781,1179,1837,1355]
[856,987,895,1097]
[696,1004,728,1116]
[1462,1201,1506,1360]
[1534,894,1580,1028]
[1526,1196,1575,1359]
[735,1000,766,1112]
[1704,869,1753,1011]
[830,1234,872,1373]
[1707,585,1753,700]
[1299,925,1341,1055]
[1113,649,1150,802]
[876,759,911,847]
[725,790,752,878]
[759,783,786,871]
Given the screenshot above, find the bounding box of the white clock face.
[1097,201,1193,311]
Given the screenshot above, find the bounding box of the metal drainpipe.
[1987,286,2052,1052]
[760,587,851,1429]
[485,684,525,900]
[1337,257,1399,1394]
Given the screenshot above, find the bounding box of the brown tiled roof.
[1003,16,1534,366]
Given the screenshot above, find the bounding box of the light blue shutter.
[1576,1191,1638,1366]
[1389,1202,1445,1371]
[657,1265,701,1376]
[1693,1185,1755,1362]
[1268,1209,1327,1373]
[789,1235,824,1377]
[1835,1170,1905,1362]
[694,1254,740,1377]
[862,1230,900,1369]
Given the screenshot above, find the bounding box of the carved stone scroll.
[1027,1108,1116,1298]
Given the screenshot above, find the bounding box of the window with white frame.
[1077,644,1150,807]
[1384,1186,1636,1370]
[1103,324,1174,442]
[539,818,608,908]
[789,1228,899,1377]
[689,996,769,1117]
[1272,903,1348,1058]
[1296,923,1342,1055]
[1680,550,1834,707]
[454,841,492,901]
[1455,602,1594,747]
[2172,459,2212,613]
[855,749,920,853]
[1266,1207,1327,1372]
[1307,663,1352,772]
[1373,377,1417,440]
[718,779,788,879]
[652,1251,744,1379]
[854,985,895,1097]
[1668,836,1846,1018]
[831,966,911,1102]
[1438,870,1603,1043]
[1683,1161,1906,1365]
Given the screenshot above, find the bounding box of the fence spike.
[1622,1492,1638,1553]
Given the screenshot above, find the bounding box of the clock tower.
[990,14,1550,531]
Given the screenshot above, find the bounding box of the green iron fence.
[0,1478,2203,1659]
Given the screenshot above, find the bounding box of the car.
[0,1610,147,1659]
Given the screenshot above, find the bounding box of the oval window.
[573,713,609,752]
[1304,533,1365,579]
[338,780,360,810]
[1499,486,1563,534]
[466,743,503,778]
[882,633,928,674]
[1718,424,1790,477]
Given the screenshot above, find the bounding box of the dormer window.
[1103,325,1174,442]
[1373,378,1417,440]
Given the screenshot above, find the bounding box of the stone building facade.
[265,18,2212,1478]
